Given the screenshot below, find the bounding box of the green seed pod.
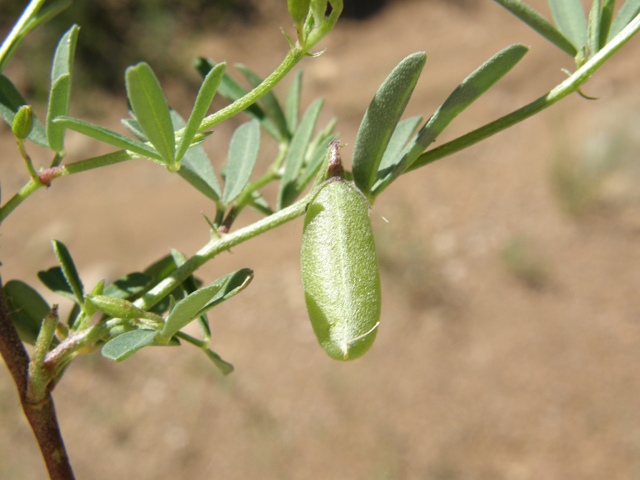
[301,143,381,361]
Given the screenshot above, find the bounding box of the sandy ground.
[3,0,640,479]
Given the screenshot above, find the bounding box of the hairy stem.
[406,11,640,173]
[220,169,281,233]
[135,197,309,311]
[0,178,42,223]
[40,196,309,364]
[194,46,307,133]
[0,279,75,480]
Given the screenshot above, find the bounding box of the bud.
[12,105,34,140]
[85,294,162,322]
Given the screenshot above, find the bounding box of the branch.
[407,10,640,173]
[0,277,75,480]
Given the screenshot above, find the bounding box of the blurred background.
[2,0,640,478]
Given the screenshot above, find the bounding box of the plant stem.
[40,196,309,364]
[0,42,305,223]
[27,306,60,402]
[406,11,640,173]
[17,139,39,179]
[195,46,307,133]
[0,178,42,223]
[0,279,75,480]
[135,197,309,311]
[220,168,281,233]
[175,331,208,348]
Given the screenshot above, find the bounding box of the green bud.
[12,105,34,140]
[288,0,311,29]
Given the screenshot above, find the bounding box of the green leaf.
[179,146,223,202]
[248,191,274,216]
[549,0,588,48]
[125,62,175,167]
[169,248,187,267]
[37,266,75,302]
[53,116,164,161]
[286,69,303,135]
[101,330,158,362]
[194,268,253,318]
[103,272,153,299]
[278,97,325,209]
[166,247,206,324]
[170,111,222,202]
[236,64,290,140]
[141,255,186,317]
[176,62,225,163]
[46,25,79,153]
[222,120,260,205]
[143,254,177,282]
[588,0,602,55]
[608,0,640,40]
[377,115,423,175]
[67,302,81,327]
[597,0,616,49]
[0,75,48,147]
[84,279,105,318]
[161,280,223,338]
[352,52,426,195]
[396,44,528,187]
[161,268,253,337]
[194,57,281,141]
[121,117,146,140]
[204,348,234,375]
[4,280,50,345]
[492,0,578,56]
[52,239,84,306]
[288,0,311,29]
[86,294,161,321]
[170,249,212,344]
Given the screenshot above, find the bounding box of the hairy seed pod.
[301,145,381,361]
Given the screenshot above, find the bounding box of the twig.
[0,277,75,480]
